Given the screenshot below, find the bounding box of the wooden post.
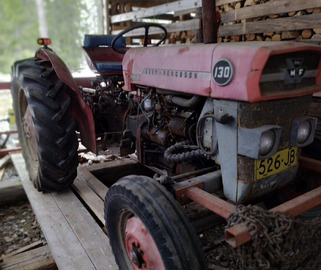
[105,0,110,34]
[202,0,217,43]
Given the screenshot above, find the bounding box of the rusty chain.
[226,204,321,270]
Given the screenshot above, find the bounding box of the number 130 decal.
[213,58,234,86]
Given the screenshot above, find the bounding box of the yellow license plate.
[255,147,298,180]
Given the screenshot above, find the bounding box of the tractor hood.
[122,42,321,102]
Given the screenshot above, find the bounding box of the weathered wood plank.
[77,166,108,200]
[0,155,11,170]
[219,13,321,36]
[71,177,106,224]
[217,0,244,6]
[222,0,321,22]
[1,241,44,259]
[111,0,202,23]
[11,153,118,270]
[0,179,26,206]
[51,189,116,269]
[0,245,57,270]
[112,18,200,36]
[111,0,244,24]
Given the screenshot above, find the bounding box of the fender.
[35,47,97,153]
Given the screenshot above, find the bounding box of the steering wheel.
[111,23,167,54]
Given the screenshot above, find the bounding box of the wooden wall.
[109,0,321,44]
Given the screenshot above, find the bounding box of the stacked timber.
[217,0,321,44]
[109,0,321,45]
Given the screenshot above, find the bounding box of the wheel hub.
[125,217,165,270]
[129,244,145,268]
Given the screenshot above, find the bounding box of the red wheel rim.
[125,217,165,270]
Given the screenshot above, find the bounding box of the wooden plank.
[0,180,26,206]
[51,189,116,269]
[0,155,11,170]
[72,177,106,224]
[111,0,202,23]
[11,153,118,270]
[1,241,43,259]
[0,245,57,270]
[219,13,321,36]
[77,166,108,200]
[222,0,321,22]
[112,18,200,36]
[216,0,243,6]
[111,0,243,24]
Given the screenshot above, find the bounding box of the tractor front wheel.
[104,175,207,270]
[11,58,79,191]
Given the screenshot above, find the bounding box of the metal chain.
[226,204,321,270]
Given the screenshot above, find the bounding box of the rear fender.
[35,47,97,153]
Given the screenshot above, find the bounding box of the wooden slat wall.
[110,0,321,41]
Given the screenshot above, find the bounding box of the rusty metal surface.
[186,187,236,219]
[0,148,21,158]
[0,82,11,90]
[299,156,321,174]
[175,182,204,205]
[202,0,217,44]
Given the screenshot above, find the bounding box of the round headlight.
[297,120,311,144]
[259,130,276,156]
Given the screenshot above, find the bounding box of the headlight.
[290,117,317,147]
[238,125,282,159]
[297,120,311,144]
[259,130,276,156]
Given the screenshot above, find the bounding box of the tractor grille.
[237,95,312,182]
[260,52,320,97]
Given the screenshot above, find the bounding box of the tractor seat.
[83,34,126,48]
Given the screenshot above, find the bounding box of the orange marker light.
[37,38,51,46]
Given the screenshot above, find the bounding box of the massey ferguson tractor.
[10,6,321,270]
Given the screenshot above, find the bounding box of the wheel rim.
[18,89,39,185]
[119,211,165,270]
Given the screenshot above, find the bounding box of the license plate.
[255,147,298,180]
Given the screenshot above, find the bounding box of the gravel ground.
[0,163,46,258]
[0,200,46,257]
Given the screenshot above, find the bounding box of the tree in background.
[0,0,104,77]
[0,0,39,76]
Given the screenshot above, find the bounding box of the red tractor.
[11,19,321,270]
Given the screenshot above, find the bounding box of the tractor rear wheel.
[104,175,207,270]
[11,58,78,191]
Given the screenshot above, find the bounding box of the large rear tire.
[104,175,207,270]
[11,58,79,191]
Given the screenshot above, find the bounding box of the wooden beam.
[77,166,108,200]
[111,0,245,24]
[0,180,26,206]
[1,241,44,259]
[222,0,321,23]
[219,13,321,36]
[216,0,244,6]
[111,0,202,23]
[0,245,57,270]
[71,177,105,224]
[0,155,11,170]
[112,0,176,5]
[112,18,200,36]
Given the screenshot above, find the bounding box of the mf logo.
[283,58,306,84]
